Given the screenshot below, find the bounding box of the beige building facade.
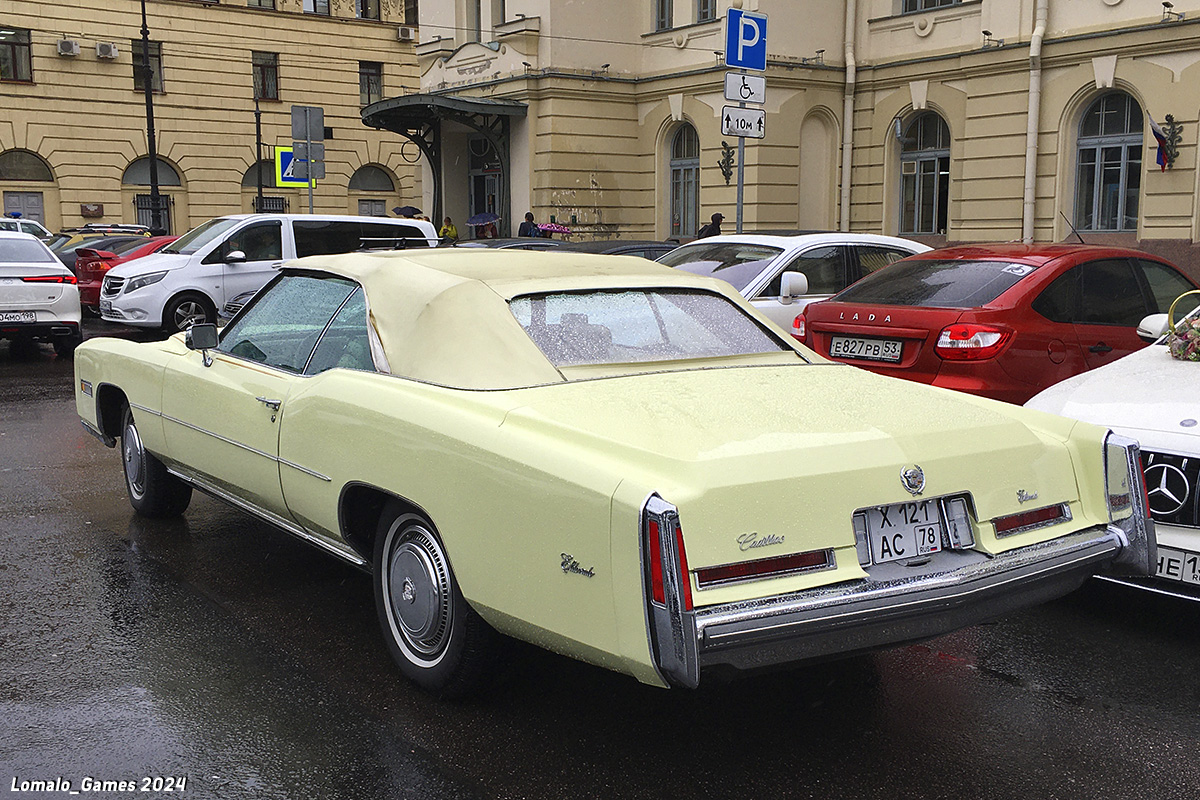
[1,0,424,233]
[392,0,1200,277]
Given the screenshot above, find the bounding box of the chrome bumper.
[660,524,1147,688]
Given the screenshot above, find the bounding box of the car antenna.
[1059,212,1086,244]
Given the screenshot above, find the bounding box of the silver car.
[0,231,82,356]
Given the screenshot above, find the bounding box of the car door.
[1073,258,1152,370]
[750,245,848,330]
[160,273,359,521]
[208,219,285,308]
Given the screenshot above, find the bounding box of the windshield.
[835,259,1038,308]
[162,218,242,255]
[658,242,784,291]
[0,238,57,263]
[510,289,795,367]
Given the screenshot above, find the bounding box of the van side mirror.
[779,272,809,303]
[224,249,247,263]
[1137,313,1169,342]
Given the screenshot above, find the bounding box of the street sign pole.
[723,8,767,235]
[737,79,745,234]
[306,108,314,214]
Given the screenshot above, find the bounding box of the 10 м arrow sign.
[722,106,766,139]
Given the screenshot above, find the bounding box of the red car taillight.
[993,503,1071,537]
[647,516,692,610]
[791,312,806,341]
[22,275,77,285]
[935,323,1012,360]
[695,549,831,588]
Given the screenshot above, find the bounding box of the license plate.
[100,300,112,314]
[1156,546,1200,585]
[0,310,35,324]
[862,499,944,564]
[830,335,902,363]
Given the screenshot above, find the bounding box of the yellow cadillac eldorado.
[74,249,1154,697]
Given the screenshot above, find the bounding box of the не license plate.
[863,499,944,564]
[0,311,35,324]
[830,336,902,363]
[1155,546,1200,585]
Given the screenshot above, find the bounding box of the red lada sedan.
[796,243,1197,404]
[75,235,177,313]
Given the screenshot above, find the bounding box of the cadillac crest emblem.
[901,465,925,496]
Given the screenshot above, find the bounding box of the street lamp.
[138,0,163,232]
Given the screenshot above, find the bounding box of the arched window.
[669,124,699,237]
[0,149,53,182]
[349,165,395,191]
[900,112,950,235]
[122,157,182,186]
[241,160,276,188]
[1075,92,1143,232]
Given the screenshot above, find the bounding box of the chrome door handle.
[255,396,281,410]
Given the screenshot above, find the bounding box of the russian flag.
[1148,114,1169,171]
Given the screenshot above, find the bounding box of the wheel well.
[95,384,129,441]
[166,290,216,315]
[339,484,426,565]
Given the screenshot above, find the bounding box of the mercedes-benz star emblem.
[1145,463,1190,516]
[901,465,925,496]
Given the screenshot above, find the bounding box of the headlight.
[125,271,169,293]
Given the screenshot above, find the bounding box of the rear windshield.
[834,259,1037,307]
[0,238,56,263]
[658,242,784,291]
[509,289,793,367]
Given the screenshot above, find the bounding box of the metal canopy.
[362,94,527,234]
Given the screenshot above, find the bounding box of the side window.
[305,289,375,374]
[857,246,914,276]
[203,221,282,264]
[293,220,362,257]
[360,221,428,249]
[1077,259,1149,326]
[1135,259,1195,313]
[762,246,845,296]
[1031,268,1077,323]
[217,275,358,372]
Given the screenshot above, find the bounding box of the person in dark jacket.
[696,212,724,238]
[518,212,541,237]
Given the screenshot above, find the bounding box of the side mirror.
[224,249,247,263]
[779,272,809,303]
[185,323,219,367]
[1137,313,1169,342]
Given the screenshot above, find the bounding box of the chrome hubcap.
[386,525,452,659]
[123,421,146,499]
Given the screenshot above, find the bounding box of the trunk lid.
[807,301,963,383]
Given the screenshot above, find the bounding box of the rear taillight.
[696,549,831,588]
[22,275,77,285]
[647,516,692,610]
[642,495,700,687]
[934,323,1012,360]
[993,503,1071,537]
[791,313,806,341]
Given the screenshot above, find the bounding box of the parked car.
[76,236,179,314]
[798,243,1199,405]
[75,248,1152,697]
[556,239,678,260]
[0,231,81,356]
[100,214,439,332]
[452,237,564,251]
[46,224,152,254]
[0,217,53,240]
[1026,295,1199,598]
[657,233,929,330]
[56,235,154,275]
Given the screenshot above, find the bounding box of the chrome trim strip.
[159,411,331,482]
[167,467,365,567]
[128,402,161,417]
[1093,574,1200,602]
[1105,433,1157,575]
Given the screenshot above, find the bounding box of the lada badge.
[900,465,925,496]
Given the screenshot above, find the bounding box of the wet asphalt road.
[2,325,1200,799]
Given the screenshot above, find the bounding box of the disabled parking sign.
[724,9,768,72]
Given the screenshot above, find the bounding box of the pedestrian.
[696,212,724,239]
[518,211,541,237]
[480,221,498,239]
[439,216,458,241]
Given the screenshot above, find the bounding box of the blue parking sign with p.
[724,9,767,72]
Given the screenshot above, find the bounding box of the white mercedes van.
[100,214,438,332]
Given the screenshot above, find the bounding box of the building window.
[0,28,32,82]
[1075,92,1143,232]
[900,112,950,235]
[247,0,275,8]
[303,0,330,15]
[403,0,419,25]
[669,124,699,237]
[131,40,164,93]
[349,165,395,192]
[697,0,715,22]
[359,61,382,106]
[357,0,380,20]
[0,150,53,181]
[252,52,279,100]
[902,0,959,11]
[655,0,672,31]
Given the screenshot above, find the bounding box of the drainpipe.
[1022,0,1049,242]
[840,0,858,232]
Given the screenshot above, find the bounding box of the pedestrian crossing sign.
[275,146,313,187]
